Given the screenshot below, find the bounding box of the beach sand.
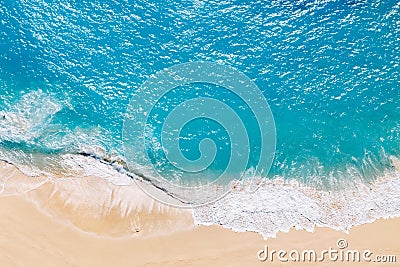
[0,162,399,266]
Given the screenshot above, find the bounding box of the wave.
[0,89,62,143]
[1,144,400,239]
[194,156,400,239]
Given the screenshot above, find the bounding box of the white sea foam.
[60,154,133,186]
[0,90,62,143]
[193,167,400,239]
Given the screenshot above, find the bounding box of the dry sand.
[0,162,399,267]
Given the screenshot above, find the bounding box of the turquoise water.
[0,0,399,189]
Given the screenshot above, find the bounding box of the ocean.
[0,0,399,237]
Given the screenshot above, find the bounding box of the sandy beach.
[0,196,399,267]
[0,161,398,266]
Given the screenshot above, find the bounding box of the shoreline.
[1,157,400,238]
[0,159,399,265]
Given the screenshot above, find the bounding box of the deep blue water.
[0,0,399,187]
